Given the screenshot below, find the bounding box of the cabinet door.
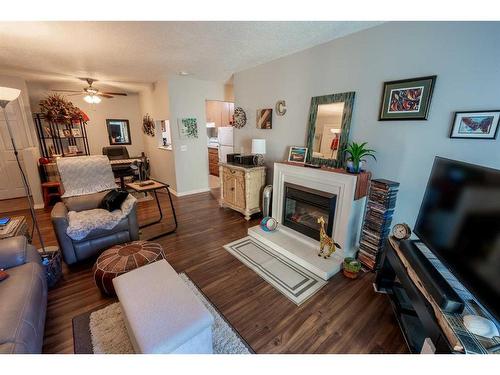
[223,169,236,206]
[234,173,246,209]
[228,102,234,125]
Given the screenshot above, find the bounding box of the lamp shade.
[0,87,21,102]
[251,139,266,154]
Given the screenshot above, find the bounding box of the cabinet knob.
[231,187,235,191]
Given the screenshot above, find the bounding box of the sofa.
[0,236,47,354]
[51,191,139,265]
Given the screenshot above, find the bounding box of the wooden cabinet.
[208,147,219,176]
[219,163,266,220]
[205,100,234,127]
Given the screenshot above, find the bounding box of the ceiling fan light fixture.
[84,94,101,104]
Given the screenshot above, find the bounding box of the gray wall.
[168,75,225,194]
[234,21,500,227]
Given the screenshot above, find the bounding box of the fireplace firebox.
[282,182,336,241]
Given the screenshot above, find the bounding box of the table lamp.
[251,139,266,166]
[0,87,46,254]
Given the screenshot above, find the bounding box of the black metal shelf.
[33,113,90,158]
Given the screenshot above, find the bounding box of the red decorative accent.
[330,134,339,151]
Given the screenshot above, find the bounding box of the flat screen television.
[414,157,500,321]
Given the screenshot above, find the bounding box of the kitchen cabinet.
[208,147,219,176]
[205,100,234,127]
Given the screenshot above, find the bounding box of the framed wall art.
[256,108,272,129]
[379,75,436,121]
[449,110,500,139]
[288,146,308,164]
[178,117,199,139]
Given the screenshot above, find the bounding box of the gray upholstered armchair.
[51,155,139,265]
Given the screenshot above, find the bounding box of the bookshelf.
[33,113,90,158]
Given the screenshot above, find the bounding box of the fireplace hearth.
[283,183,336,241]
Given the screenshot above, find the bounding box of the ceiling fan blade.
[102,92,128,96]
[52,89,82,93]
[65,93,84,96]
[97,93,114,98]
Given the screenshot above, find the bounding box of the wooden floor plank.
[3,191,407,354]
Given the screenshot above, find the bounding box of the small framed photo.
[288,146,308,164]
[256,108,272,129]
[379,75,437,121]
[450,110,500,139]
[67,145,79,154]
[71,127,82,137]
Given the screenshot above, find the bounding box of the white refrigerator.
[217,126,234,163]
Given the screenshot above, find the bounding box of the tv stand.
[374,237,499,354]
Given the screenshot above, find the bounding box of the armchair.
[51,155,139,265]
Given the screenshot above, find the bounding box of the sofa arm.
[127,201,140,241]
[51,202,77,264]
[0,236,29,269]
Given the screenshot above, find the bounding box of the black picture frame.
[379,75,437,121]
[106,119,132,145]
[449,110,500,140]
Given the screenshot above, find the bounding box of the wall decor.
[276,100,287,116]
[233,107,247,129]
[71,127,82,137]
[106,119,131,145]
[178,117,199,139]
[257,108,273,129]
[449,110,500,139]
[142,114,155,137]
[306,91,355,168]
[288,146,308,164]
[379,75,436,121]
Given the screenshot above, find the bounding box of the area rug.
[224,237,327,305]
[72,273,252,354]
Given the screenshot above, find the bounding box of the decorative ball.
[260,216,278,232]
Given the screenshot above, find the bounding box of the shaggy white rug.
[89,273,251,354]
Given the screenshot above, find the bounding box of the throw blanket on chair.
[66,194,136,241]
[57,155,118,198]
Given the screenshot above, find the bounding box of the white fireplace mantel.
[248,162,366,280]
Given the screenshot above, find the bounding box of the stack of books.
[358,178,400,271]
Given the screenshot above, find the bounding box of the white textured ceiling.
[0,21,381,92]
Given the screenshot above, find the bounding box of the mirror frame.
[305,91,355,168]
[106,119,132,145]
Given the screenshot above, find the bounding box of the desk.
[126,180,177,240]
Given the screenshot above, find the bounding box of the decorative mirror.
[305,92,355,168]
[106,119,131,145]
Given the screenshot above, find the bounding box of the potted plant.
[343,257,362,279]
[344,141,376,173]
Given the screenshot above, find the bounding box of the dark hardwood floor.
[6,191,408,354]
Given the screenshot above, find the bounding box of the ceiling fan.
[52,78,127,104]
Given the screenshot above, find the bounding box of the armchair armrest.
[51,202,77,265]
[0,236,29,269]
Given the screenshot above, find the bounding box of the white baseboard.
[170,187,210,197]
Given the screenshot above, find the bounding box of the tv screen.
[414,157,500,321]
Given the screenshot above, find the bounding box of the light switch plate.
[180,145,188,152]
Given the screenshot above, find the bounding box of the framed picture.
[379,75,437,120]
[256,108,272,129]
[288,146,308,164]
[61,129,72,138]
[67,145,79,154]
[178,118,198,139]
[449,110,500,139]
[106,119,131,145]
[43,126,52,138]
[71,127,82,137]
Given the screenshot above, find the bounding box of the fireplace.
[282,182,336,241]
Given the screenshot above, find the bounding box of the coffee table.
[126,180,178,240]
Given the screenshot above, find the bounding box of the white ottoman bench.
[112,259,214,354]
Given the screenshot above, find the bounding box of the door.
[0,99,31,200]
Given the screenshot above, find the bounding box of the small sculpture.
[317,216,341,259]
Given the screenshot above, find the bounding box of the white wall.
[27,82,144,156]
[234,21,500,227]
[138,80,177,190]
[167,75,225,194]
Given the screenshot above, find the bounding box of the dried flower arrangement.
[39,94,88,123]
[143,113,155,136]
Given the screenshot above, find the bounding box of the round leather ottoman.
[93,241,165,296]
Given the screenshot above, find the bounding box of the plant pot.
[346,160,364,174]
[343,268,359,279]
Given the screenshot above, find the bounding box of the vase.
[346,160,363,174]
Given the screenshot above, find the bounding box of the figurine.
[317,216,341,259]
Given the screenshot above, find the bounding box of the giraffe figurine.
[317,216,341,259]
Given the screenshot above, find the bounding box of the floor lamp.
[0,87,46,254]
